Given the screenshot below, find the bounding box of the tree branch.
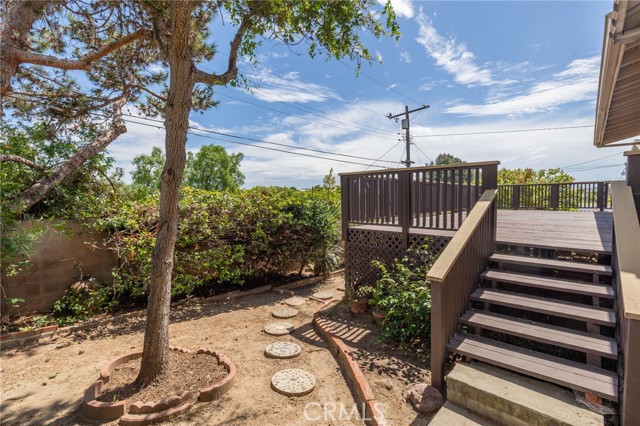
[0,155,46,171]
[194,17,249,86]
[8,96,128,215]
[14,29,151,71]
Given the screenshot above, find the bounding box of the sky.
[109,0,636,188]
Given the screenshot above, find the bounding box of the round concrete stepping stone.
[272,307,299,319]
[264,322,294,336]
[265,342,302,359]
[313,291,333,300]
[284,296,306,307]
[271,369,316,396]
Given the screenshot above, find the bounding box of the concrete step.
[428,401,498,426]
[446,362,606,426]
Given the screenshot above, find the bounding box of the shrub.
[93,185,342,301]
[365,244,437,349]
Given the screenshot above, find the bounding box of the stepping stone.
[271,369,316,396]
[264,322,294,336]
[265,342,302,359]
[272,307,299,319]
[313,291,333,300]
[284,296,306,307]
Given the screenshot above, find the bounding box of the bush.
[364,244,437,349]
[92,186,342,302]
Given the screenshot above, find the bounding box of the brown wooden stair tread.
[480,270,614,298]
[470,288,616,327]
[459,310,618,359]
[447,333,618,401]
[489,254,612,276]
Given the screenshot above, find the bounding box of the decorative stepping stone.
[265,342,302,359]
[264,322,294,336]
[284,296,306,307]
[271,369,316,396]
[272,307,299,319]
[313,291,333,300]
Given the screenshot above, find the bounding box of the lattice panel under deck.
[345,228,451,289]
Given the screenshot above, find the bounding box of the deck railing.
[498,181,612,211]
[339,161,499,240]
[426,189,498,390]
[610,182,640,426]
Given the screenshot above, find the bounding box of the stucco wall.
[1,220,117,313]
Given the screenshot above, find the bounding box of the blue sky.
[110,0,635,187]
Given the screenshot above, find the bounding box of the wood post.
[340,175,350,242]
[399,171,411,249]
[596,182,606,212]
[624,148,640,219]
[512,185,521,210]
[482,164,498,191]
[550,184,560,210]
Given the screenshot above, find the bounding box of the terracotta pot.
[350,298,368,314]
[372,306,386,324]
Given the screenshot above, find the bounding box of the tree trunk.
[9,98,127,215]
[0,1,46,103]
[137,1,194,385]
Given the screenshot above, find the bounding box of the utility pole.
[387,104,429,167]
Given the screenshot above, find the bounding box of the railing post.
[481,164,498,190]
[550,184,560,211]
[340,175,349,241]
[597,182,605,212]
[399,170,411,249]
[512,185,521,210]
[430,282,445,391]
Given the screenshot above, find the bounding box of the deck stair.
[446,250,620,407]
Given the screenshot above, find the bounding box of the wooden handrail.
[611,182,640,320]
[427,189,498,283]
[610,181,640,426]
[338,161,500,176]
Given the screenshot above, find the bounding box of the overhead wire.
[412,125,594,138]
[365,141,402,171]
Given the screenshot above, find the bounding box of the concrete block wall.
[1,220,117,313]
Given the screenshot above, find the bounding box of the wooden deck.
[352,210,613,254]
[496,210,613,254]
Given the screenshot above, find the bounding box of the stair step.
[470,288,616,327]
[460,310,618,359]
[446,362,606,426]
[480,270,614,299]
[448,333,618,401]
[489,253,612,276]
[428,401,499,426]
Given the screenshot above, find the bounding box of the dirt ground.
[0,275,429,426]
[323,303,434,426]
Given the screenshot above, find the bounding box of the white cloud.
[416,13,494,86]
[377,0,414,19]
[444,56,600,116]
[247,68,341,103]
[399,50,412,64]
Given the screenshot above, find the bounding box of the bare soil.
[97,351,228,406]
[1,275,433,426]
[324,302,435,425]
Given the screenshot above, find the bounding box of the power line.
[119,113,398,164]
[413,125,594,138]
[559,151,623,169]
[365,141,402,171]
[412,141,433,164]
[337,59,424,105]
[116,116,380,168]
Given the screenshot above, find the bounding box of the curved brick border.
[196,348,237,402]
[82,346,235,425]
[313,302,388,426]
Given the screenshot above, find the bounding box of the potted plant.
[348,286,369,314]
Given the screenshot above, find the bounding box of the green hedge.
[93,186,341,301]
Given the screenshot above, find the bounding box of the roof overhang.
[594,0,640,147]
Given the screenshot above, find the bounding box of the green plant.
[369,244,438,349]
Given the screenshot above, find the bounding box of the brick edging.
[0,270,345,350]
[312,304,387,426]
[82,346,237,425]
